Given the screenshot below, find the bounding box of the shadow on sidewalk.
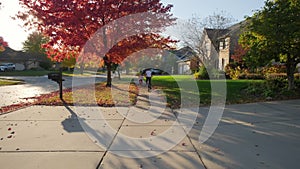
[60,100,112,148]
[61,100,84,132]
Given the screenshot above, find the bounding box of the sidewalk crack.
[95,108,128,169]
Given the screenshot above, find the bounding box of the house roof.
[0,47,40,62]
[204,20,248,53]
[227,20,248,54]
[172,46,196,59]
[204,28,230,50]
[205,28,230,41]
[170,46,197,62]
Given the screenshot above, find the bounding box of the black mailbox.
[48,71,64,100]
[48,72,62,83]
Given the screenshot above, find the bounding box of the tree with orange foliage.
[0,36,8,52]
[19,0,177,86]
[231,44,248,64]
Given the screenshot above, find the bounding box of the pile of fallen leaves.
[0,102,33,115]
[0,82,138,114]
[35,82,139,106]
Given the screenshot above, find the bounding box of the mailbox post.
[48,69,64,100]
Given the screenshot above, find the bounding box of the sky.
[161,0,265,20]
[0,0,265,51]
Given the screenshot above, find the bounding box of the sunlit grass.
[0,78,24,86]
[152,75,265,108]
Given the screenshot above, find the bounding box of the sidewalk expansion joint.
[95,111,128,169]
[177,111,208,169]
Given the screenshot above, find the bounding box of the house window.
[219,41,224,50]
[225,38,230,49]
[219,38,230,50]
[219,38,229,50]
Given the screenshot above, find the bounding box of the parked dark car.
[141,68,168,75]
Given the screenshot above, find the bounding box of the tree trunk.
[286,54,296,90]
[106,62,112,87]
[117,67,121,80]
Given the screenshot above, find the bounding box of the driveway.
[0,75,106,107]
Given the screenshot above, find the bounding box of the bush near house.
[224,63,299,80]
[194,67,224,80]
[194,66,209,79]
[244,78,300,98]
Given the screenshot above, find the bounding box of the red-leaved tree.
[0,36,8,52]
[19,0,177,86]
[231,44,248,64]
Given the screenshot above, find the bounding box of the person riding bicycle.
[145,69,152,91]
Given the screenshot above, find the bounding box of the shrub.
[239,73,264,80]
[244,82,264,97]
[194,66,209,79]
[194,71,200,79]
[226,65,242,80]
[245,78,289,98]
[262,64,286,79]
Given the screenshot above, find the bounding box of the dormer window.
[219,37,230,50]
[225,37,230,49]
[219,41,224,50]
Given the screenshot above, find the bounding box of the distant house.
[0,47,41,70]
[199,21,246,70]
[170,46,201,74]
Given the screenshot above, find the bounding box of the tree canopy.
[23,32,47,57]
[22,32,53,70]
[0,36,8,52]
[240,0,300,90]
[19,0,177,86]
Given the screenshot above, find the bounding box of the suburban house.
[0,47,42,70]
[170,46,201,74]
[199,21,246,71]
[168,21,245,75]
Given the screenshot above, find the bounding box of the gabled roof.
[0,47,41,62]
[226,20,248,54]
[205,28,230,41]
[170,46,197,62]
[204,28,230,50]
[203,20,248,53]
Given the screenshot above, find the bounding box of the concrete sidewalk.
[0,92,299,168]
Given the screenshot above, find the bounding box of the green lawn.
[16,74,299,109]
[0,78,24,86]
[152,75,267,108]
[0,70,50,76]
